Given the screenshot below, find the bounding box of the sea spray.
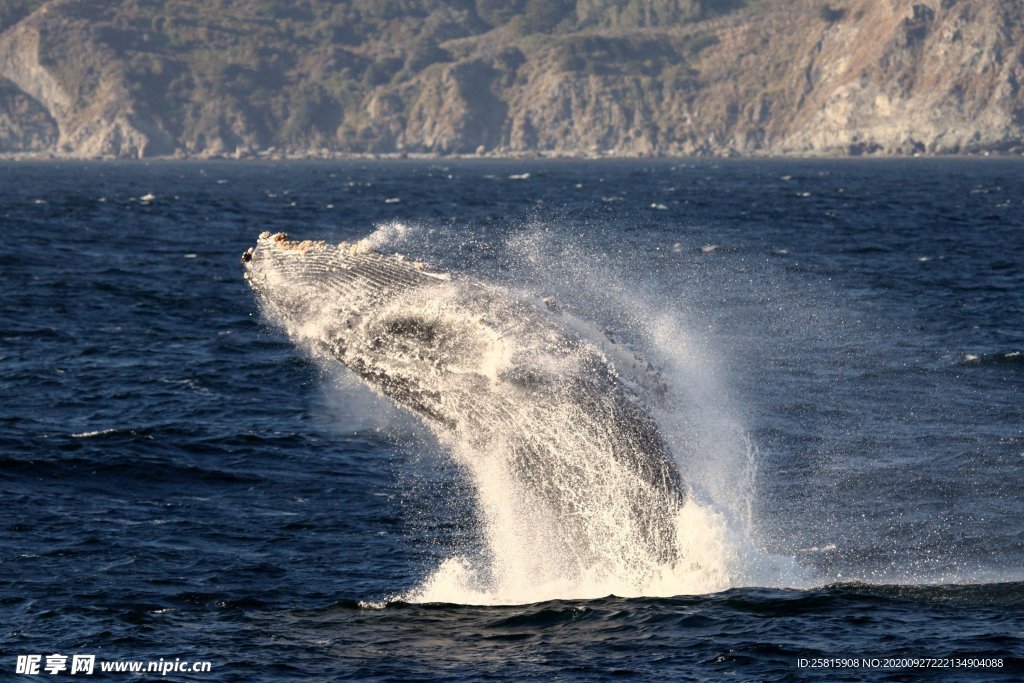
[394,224,807,603]
[248,222,805,606]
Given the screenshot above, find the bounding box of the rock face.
[768,1,1024,155]
[0,0,1021,158]
[0,5,175,157]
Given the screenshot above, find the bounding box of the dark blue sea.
[2,159,1022,681]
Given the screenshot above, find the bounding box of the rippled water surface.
[2,160,1022,681]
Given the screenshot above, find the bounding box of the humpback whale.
[243,231,685,568]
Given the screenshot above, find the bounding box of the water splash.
[392,225,806,604]
[359,220,420,252]
[405,501,729,604]
[253,221,806,605]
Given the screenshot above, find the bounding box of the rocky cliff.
[0,0,1021,158]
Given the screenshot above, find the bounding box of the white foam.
[361,221,417,251]
[71,428,119,438]
[397,229,807,604]
[404,498,806,605]
[259,226,807,605]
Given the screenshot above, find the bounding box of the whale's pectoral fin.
[548,308,671,405]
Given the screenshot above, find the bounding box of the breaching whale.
[243,231,685,568]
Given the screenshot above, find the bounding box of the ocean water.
[1,159,1022,681]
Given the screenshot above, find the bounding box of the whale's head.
[242,231,584,423]
[242,231,658,405]
[242,231,481,408]
[242,231,447,342]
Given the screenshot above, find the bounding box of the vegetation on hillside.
[0,0,758,153]
[3,0,1020,157]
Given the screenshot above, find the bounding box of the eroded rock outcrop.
[0,4,174,157]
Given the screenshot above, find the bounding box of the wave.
[366,580,1024,612]
[962,350,1023,367]
[0,452,258,485]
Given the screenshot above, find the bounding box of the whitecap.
[71,428,120,438]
